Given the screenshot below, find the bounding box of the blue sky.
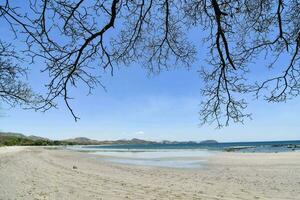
[1,63,299,142]
[0,2,299,142]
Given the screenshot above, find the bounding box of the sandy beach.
[0,146,299,200]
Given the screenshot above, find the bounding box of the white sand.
[0,146,300,200]
[0,146,27,154]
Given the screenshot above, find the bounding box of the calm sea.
[70,140,300,169]
[82,140,300,152]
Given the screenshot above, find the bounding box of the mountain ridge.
[0,132,218,146]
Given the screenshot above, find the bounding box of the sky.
[1,63,299,142]
[0,2,299,142]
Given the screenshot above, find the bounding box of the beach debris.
[73,165,78,170]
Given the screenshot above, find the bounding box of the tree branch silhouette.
[0,0,299,127]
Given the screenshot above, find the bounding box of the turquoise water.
[70,140,300,168]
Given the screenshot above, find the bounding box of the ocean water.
[91,150,213,169]
[69,140,300,169]
[82,140,300,152]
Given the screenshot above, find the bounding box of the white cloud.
[136,131,145,135]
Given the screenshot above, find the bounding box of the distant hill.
[62,137,158,145]
[0,131,218,146]
[63,137,102,145]
[114,138,157,145]
[27,135,50,141]
[0,132,50,141]
[0,132,27,138]
[161,140,218,144]
[0,132,67,146]
[199,140,218,144]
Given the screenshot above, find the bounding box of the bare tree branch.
[0,0,299,127]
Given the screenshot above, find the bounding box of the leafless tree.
[0,40,39,109]
[0,0,299,127]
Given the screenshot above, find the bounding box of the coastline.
[1,146,300,199]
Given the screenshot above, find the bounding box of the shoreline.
[1,146,300,199]
[0,146,29,154]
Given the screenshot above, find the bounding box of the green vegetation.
[0,135,73,146]
[0,132,218,147]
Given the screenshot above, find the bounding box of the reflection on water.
[94,150,213,168]
[70,147,215,168]
[92,149,213,158]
